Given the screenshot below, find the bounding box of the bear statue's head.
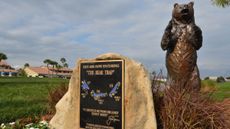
[172,1,194,24]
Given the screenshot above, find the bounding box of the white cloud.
[0,0,230,77]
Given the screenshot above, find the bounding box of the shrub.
[217,76,226,83]
[152,75,230,129]
[204,76,209,80]
[47,83,68,114]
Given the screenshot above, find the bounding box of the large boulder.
[49,53,157,129]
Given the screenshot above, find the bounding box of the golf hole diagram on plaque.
[80,60,124,129]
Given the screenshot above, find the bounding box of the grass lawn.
[0,77,69,123]
[0,77,229,124]
[212,81,230,101]
[202,80,230,101]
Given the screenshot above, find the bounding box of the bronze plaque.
[79,60,124,129]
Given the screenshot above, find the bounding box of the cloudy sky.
[0,0,230,77]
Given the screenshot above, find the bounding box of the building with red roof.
[24,66,72,78]
[0,60,18,76]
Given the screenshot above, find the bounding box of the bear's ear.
[188,1,194,7]
[174,3,178,8]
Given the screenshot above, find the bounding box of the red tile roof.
[28,67,72,76]
[0,60,17,73]
[0,60,10,66]
[28,67,50,75]
[49,67,72,72]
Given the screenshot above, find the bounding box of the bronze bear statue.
[161,2,203,90]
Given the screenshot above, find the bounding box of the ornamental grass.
[152,72,230,129]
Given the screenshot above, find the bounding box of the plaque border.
[79,59,125,129]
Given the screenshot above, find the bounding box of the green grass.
[212,81,230,101]
[0,77,69,123]
[201,80,230,101]
[0,77,229,123]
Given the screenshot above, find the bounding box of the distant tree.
[24,63,30,68]
[0,52,7,62]
[216,76,226,83]
[212,0,230,7]
[50,60,58,77]
[60,57,68,68]
[60,58,66,64]
[43,59,51,67]
[50,61,58,68]
[56,64,62,69]
[63,63,68,68]
[43,59,52,77]
[204,77,210,80]
[44,59,65,77]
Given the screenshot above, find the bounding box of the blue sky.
[0,0,230,77]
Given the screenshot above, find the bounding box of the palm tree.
[60,58,69,68]
[0,53,7,62]
[212,0,230,7]
[60,58,66,64]
[60,57,68,68]
[49,60,58,78]
[43,59,51,66]
[50,61,58,68]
